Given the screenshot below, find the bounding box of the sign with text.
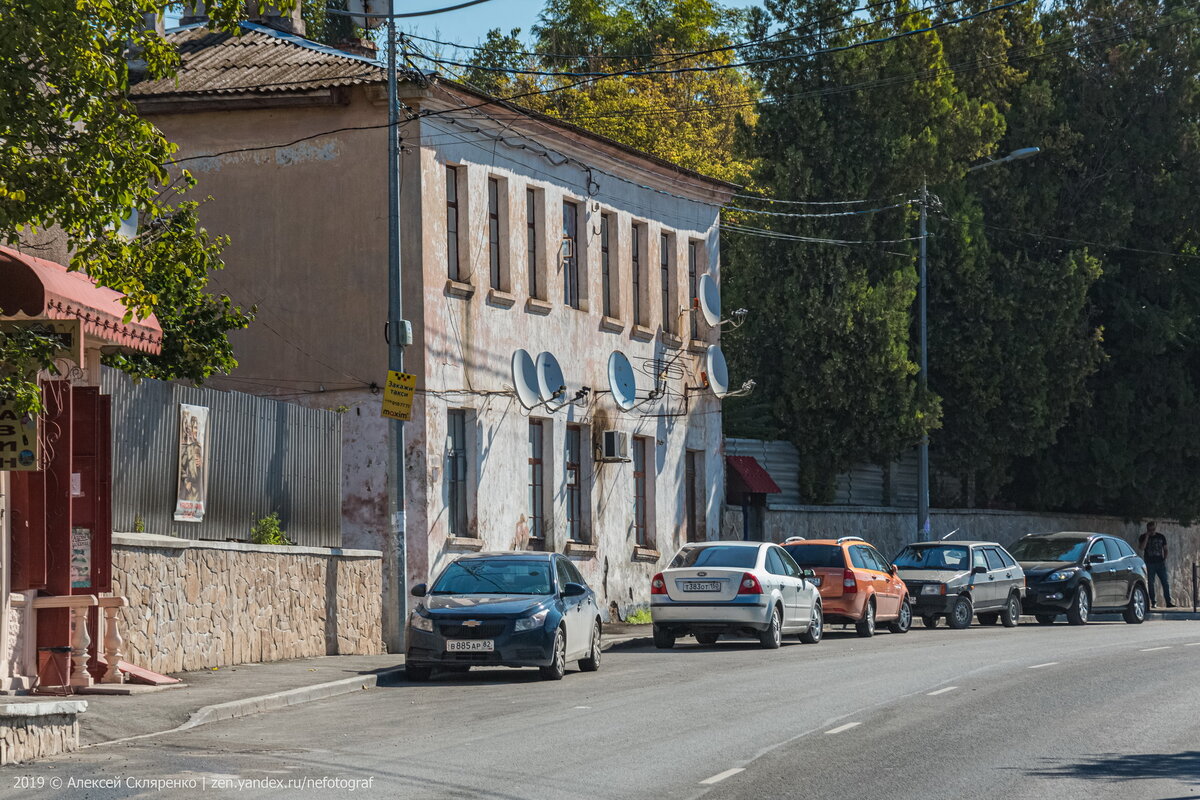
[70,527,92,589]
[0,318,84,367]
[0,400,40,471]
[381,371,417,421]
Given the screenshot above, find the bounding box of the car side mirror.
[802,568,816,579]
[1088,553,1106,564]
[889,564,899,576]
[562,582,587,598]
[410,583,427,598]
[971,565,987,575]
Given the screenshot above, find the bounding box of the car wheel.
[652,624,676,650]
[1000,593,1021,628]
[1066,587,1090,626]
[1035,614,1056,625]
[887,599,912,634]
[405,663,432,682]
[695,633,719,645]
[539,628,567,680]
[1123,584,1148,625]
[759,605,783,649]
[578,621,602,672]
[947,596,973,629]
[799,604,823,644]
[978,613,999,626]
[922,615,939,629]
[855,599,876,638]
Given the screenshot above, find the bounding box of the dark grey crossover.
[1011,532,1149,625]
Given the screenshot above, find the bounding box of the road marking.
[1140,646,1171,652]
[573,706,592,709]
[825,722,861,735]
[700,768,744,785]
[927,686,958,696]
[1185,642,1200,647]
[1028,662,1059,669]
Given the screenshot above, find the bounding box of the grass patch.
[624,608,652,625]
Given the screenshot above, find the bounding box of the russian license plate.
[683,581,721,592]
[446,640,494,652]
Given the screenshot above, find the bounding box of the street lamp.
[915,147,1041,541]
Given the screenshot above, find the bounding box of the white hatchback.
[650,541,823,649]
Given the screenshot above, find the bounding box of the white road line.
[573,706,592,709]
[927,686,958,696]
[1185,642,1200,647]
[700,768,745,785]
[1028,662,1059,669]
[825,722,861,735]
[1140,646,1171,652]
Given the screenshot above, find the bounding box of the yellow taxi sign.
[381,370,417,421]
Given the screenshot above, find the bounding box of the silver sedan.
[650,541,823,649]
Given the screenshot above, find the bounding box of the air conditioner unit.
[599,430,629,462]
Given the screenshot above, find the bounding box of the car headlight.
[1047,569,1077,582]
[514,609,550,632]
[410,611,434,632]
[921,584,945,595]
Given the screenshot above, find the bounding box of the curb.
[601,635,653,651]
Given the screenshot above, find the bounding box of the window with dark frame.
[688,240,699,340]
[446,165,460,282]
[563,200,580,309]
[633,437,649,547]
[566,425,583,541]
[488,177,501,290]
[660,233,673,334]
[601,213,613,318]
[526,189,540,299]
[685,450,700,542]
[447,409,468,536]
[632,224,644,325]
[528,420,545,543]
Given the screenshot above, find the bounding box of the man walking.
[1138,521,1174,608]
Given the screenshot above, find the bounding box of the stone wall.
[722,506,1200,604]
[111,533,384,675]
[0,701,86,765]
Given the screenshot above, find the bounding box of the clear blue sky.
[400,0,761,47]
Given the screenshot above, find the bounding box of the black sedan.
[405,552,603,681]
[1010,531,1149,625]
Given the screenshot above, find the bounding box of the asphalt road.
[5,620,1198,800]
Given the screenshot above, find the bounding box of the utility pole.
[916,182,930,542]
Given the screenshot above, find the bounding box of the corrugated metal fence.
[101,367,342,547]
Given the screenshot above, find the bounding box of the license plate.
[446,639,494,652]
[683,581,721,592]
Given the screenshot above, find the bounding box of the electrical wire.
[721,221,921,246]
[723,200,913,218]
[938,215,1200,260]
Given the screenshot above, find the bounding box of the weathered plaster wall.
[721,506,1200,602]
[0,702,86,765]
[111,533,383,674]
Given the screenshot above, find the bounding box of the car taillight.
[738,572,763,595]
[843,569,858,593]
[651,573,667,595]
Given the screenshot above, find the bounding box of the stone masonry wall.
[0,703,85,766]
[111,533,384,675]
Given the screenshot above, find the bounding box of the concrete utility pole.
[915,147,1040,542]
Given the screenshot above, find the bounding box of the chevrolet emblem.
[462,620,482,627]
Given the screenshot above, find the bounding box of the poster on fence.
[174,403,210,522]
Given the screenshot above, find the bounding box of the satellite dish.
[705,345,730,398]
[536,351,568,411]
[608,351,637,411]
[698,272,720,327]
[511,349,541,409]
[345,0,387,29]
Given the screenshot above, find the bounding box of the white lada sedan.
[650,541,823,649]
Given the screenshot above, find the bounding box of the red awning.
[726,455,782,495]
[0,245,162,354]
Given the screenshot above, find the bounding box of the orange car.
[781,537,911,637]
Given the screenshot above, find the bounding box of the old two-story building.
[132,7,735,648]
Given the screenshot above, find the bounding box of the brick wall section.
[0,702,86,765]
[111,533,384,675]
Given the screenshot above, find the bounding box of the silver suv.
[894,541,1026,629]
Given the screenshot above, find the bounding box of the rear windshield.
[782,544,845,569]
[670,545,759,569]
[431,559,553,595]
[1009,538,1088,564]
[893,545,969,570]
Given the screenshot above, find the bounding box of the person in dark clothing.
[1138,521,1174,608]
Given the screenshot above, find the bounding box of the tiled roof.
[131,22,383,98]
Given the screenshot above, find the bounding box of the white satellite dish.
[698,272,720,327]
[536,351,568,411]
[511,349,541,409]
[705,345,730,398]
[345,0,387,29]
[608,351,637,411]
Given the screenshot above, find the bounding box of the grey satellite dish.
[705,345,730,398]
[608,351,637,411]
[698,272,720,327]
[345,0,386,29]
[511,349,541,409]
[536,351,568,411]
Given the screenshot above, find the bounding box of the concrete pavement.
[2,618,1195,799]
